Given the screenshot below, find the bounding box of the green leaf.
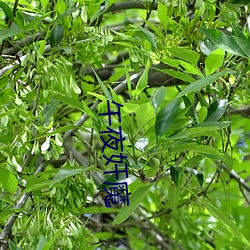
[170,166,181,186]
[203,201,250,248]
[156,67,195,83]
[234,35,250,58]
[194,121,231,129]
[36,236,48,250]
[53,92,84,112]
[9,241,22,250]
[50,24,64,47]
[232,0,250,4]
[0,2,14,21]
[176,70,231,98]
[205,49,225,75]
[80,206,120,214]
[112,185,151,225]
[157,1,168,24]
[170,126,220,139]
[200,28,247,58]
[134,59,151,98]
[0,168,18,194]
[138,27,157,49]
[185,167,204,187]
[50,166,86,186]
[198,106,208,122]
[155,99,179,137]
[41,100,60,125]
[53,5,83,24]
[0,25,23,42]
[183,155,204,168]
[0,209,23,223]
[42,223,69,250]
[40,0,49,9]
[168,182,180,210]
[151,86,166,111]
[98,172,136,191]
[168,47,200,65]
[94,70,112,100]
[205,99,228,122]
[24,177,51,192]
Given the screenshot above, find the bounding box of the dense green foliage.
[1,0,250,249]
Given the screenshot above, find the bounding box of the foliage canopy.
[1,0,250,249]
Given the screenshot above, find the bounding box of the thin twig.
[219,163,250,193]
[141,0,156,28]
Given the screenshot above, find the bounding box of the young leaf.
[168,47,200,65]
[0,168,18,194]
[198,106,208,122]
[155,99,179,137]
[93,70,112,100]
[112,185,151,225]
[205,49,225,75]
[50,24,64,47]
[157,1,168,24]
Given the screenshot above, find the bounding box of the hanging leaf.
[134,59,151,98]
[155,98,179,137]
[50,24,64,47]
[168,182,180,210]
[185,167,204,187]
[0,2,14,21]
[170,165,181,186]
[112,184,151,225]
[93,70,112,100]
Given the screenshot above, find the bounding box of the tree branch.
[0,161,49,241]
[219,163,250,193]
